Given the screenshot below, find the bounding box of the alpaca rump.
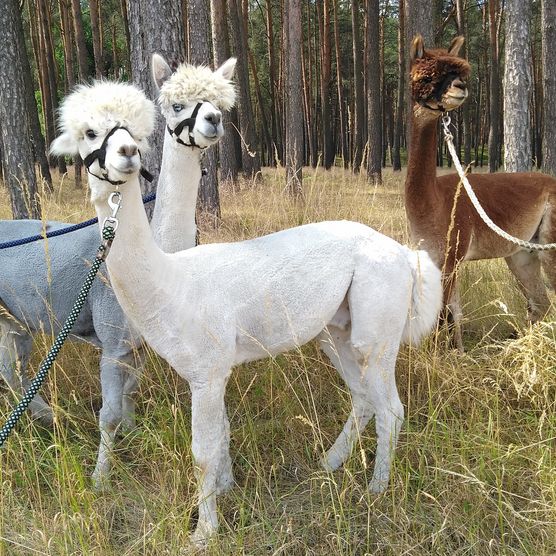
[52,79,443,546]
[405,34,556,351]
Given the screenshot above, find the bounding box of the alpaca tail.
[401,249,443,346]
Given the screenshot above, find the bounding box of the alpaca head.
[409,35,470,118]
[50,81,155,200]
[152,54,236,149]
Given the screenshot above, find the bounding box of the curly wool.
[158,64,236,112]
[57,81,156,143]
[410,50,470,103]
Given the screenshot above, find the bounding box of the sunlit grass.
[0,166,555,555]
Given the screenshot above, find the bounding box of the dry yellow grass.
[0,167,555,555]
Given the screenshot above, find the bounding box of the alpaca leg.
[0,317,53,425]
[189,378,229,545]
[538,210,556,295]
[505,251,550,322]
[121,345,144,433]
[215,403,234,495]
[442,270,464,352]
[318,328,375,472]
[92,349,125,489]
[346,263,406,493]
[366,353,404,493]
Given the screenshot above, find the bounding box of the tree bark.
[71,0,90,80]
[366,0,382,185]
[211,0,239,184]
[187,0,219,220]
[352,0,365,171]
[285,0,303,196]
[488,0,502,172]
[333,0,348,169]
[0,0,41,218]
[392,0,404,171]
[127,0,186,208]
[319,0,334,168]
[455,0,472,166]
[503,0,532,172]
[89,0,105,77]
[542,0,556,176]
[229,0,261,179]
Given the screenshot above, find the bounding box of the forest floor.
[0,167,555,555]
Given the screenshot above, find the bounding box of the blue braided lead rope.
[0,191,155,250]
[0,225,116,447]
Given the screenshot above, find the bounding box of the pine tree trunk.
[211,0,239,184]
[319,0,334,168]
[392,0,404,171]
[71,0,90,79]
[332,0,348,169]
[285,0,303,196]
[229,0,261,179]
[503,0,532,172]
[0,0,41,218]
[188,0,219,220]
[90,0,105,77]
[127,0,186,209]
[455,0,472,165]
[21,0,52,190]
[542,0,556,176]
[351,0,365,171]
[488,0,502,172]
[366,0,382,185]
[266,0,281,165]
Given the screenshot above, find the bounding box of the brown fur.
[405,35,556,350]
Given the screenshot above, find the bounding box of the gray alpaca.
[0,219,141,485]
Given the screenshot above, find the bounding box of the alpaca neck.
[91,174,169,329]
[405,106,441,218]
[150,129,202,253]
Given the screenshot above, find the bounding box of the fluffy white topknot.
[158,64,236,112]
[57,81,156,144]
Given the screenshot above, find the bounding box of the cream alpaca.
[150,55,236,252]
[51,82,443,545]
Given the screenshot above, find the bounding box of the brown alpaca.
[406,35,556,350]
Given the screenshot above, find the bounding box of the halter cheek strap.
[83,125,153,185]
[166,102,206,149]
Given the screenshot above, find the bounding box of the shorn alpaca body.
[0,62,233,487]
[406,35,556,350]
[51,82,442,544]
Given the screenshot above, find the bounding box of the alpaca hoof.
[367,477,388,494]
[31,405,55,427]
[321,453,342,473]
[183,525,216,552]
[215,471,235,495]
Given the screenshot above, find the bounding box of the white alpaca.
[51,82,443,545]
[150,55,237,252]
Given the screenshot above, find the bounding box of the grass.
[0,166,555,555]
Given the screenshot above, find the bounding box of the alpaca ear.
[410,35,425,61]
[215,57,237,80]
[448,36,465,56]
[50,131,78,156]
[152,53,173,90]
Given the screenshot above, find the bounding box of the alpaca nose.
[118,144,138,157]
[205,111,221,125]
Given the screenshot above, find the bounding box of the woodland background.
[0,0,555,218]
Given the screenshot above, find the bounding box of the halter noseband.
[83,125,153,185]
[166,102,207,149]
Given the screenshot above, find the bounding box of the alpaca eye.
[173,104,184,113]
[86,129,97,139]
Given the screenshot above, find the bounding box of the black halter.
[166,102,206,149]
[83,125,153,185]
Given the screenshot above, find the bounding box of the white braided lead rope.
[442,113,556,251]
